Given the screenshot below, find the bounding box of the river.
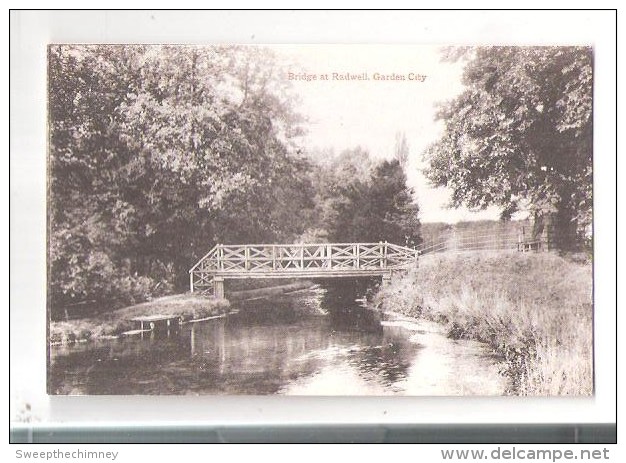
[49,285,507,395]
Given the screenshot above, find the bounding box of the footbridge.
[189,242,419,297]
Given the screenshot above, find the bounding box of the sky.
[270,45,501,224]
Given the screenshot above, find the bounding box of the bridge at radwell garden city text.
[188,242,419,297]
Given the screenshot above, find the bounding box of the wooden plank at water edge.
[131,314,184,331]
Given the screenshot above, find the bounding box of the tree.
[48,45,314,316]
[301,147,374,242]
[118,45,314,260]
[394,131,409,169]
[424,47,592,250]
[48,45,151,312]
[367,160,421,247]
[307,147,421,246]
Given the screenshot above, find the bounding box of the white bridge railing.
[189,242,419,293]
[189,232,546,295]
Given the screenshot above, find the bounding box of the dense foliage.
[48,45,315,316]
[424,47,592,250]
[304,148,421,247]
[48,45,422,317]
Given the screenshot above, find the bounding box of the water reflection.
[49,285,506,395]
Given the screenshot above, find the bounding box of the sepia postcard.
[43,43,594,398]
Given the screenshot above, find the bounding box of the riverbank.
[377,311,507,395]
[49,281,317,345]
[376,251,593,396]
[50,294,230,344]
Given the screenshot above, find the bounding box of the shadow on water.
[230,298,300,325]
[318,277,383,334]
[49,282,423,395]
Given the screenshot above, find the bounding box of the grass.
[49,293,230,344]
[376,251,593,396]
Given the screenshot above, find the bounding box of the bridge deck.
[212,269,392,279]
[189,242,419,295]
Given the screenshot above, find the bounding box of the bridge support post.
[381,273,392,288]
[213,276,225,299]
